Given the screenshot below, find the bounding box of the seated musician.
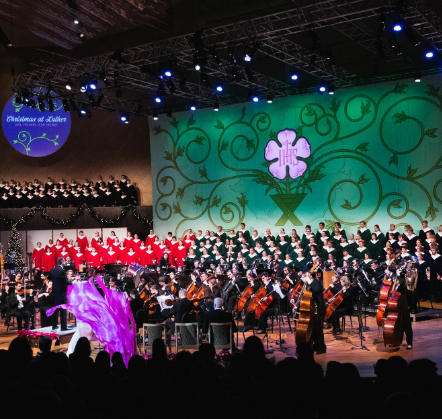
[166,289,202,331]
[6,283,32,331]
[37,278,55,327]
[203,277,222,312]
[224,269,246,314]
[328,276,354,335]
[202,297,238,348]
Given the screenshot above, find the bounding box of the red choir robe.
[145,234,158,246]
[175,246,187,267]
[53,245,63,258]
[100,244,110,258]
[107,236,119,247]
[132,238,142,252]
[77,236,89,253]
[165,237,173,248]
[117,246,127,263]
[87,251,101,268]
[106,250,118,264]
[91,237,102,250]
[42,252,55,272]
[32,247,45,269]
[123,237,133,249]
[58,238,69,248]
[45,243,55,252]
[137,246,147,266]
[67,245,76,259]
[125,251,138,265]
[183,239,192,248]
[156,245,166,261]
[84,246,94,262]
[145,250,155,265]
[74,252,84,269]
[59,251,70,261]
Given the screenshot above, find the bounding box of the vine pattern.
[153,82,441,235]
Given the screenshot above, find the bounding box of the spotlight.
[38,97,45,111]
[244,40,261,62]
[291,73,299,81]
[425,50,435,59]
[414,71,421,82]
[393,23,403,32]
[190,105,197,111]
[153,113,159,120]
[80,107,87,115]
[328,84,335,95]
[215,84,223,92]
[195,63,201,71]
[164,70,172,77]
[48,98,55,112]
[154,96,162,103]
[213,100,219,111]
[120,114,129,123]
[74,18,80,25]
[80,84,87,93]
[66,80,72,90]
[251,95,259,103]
[88,81,97,90]
[267,94,273,104]
[244,54,252,62]
[319,84,327,93]
[79,33,85,39]
[62,99,70,112]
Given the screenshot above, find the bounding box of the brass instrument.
[405,267,418,291]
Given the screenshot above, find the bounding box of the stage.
[1,301,441,376]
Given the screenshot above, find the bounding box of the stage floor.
[1,304,441,377]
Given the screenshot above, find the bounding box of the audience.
[2,335,440,419]
[0,176,138,208]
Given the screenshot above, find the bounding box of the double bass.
[293,275,316,345]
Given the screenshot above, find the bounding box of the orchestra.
[1,219,441,356]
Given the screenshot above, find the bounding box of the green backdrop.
[150,75,442,239]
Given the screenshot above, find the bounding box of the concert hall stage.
[1,301,441,376]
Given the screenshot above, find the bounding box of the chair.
[341,314,353,332]
[175,323,199,351]
[142,323,167,353]
[208,322,233,352]
[5,312,16,332]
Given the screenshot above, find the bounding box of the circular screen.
[2,93,72,157]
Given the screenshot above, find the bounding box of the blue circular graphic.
[2,93,71,157]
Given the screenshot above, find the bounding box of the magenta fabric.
[47,277,137,365]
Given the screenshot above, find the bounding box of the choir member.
[77,231,89,253]
[32,242,45,269]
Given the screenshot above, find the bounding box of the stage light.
[74,18,80,25]
[251,95,259,103]
[153,113,159,120]
[190,105,197,111]
[291,73,299,81]
[154,96,162,103]
[319,84,327,93]
[88,81,97,90]
[195,63,201,71]
[79,33,85,39]
[216,84,223,92]
[80,84,86,92]
[328,84,335,95]
[80,107,87,115]
[66,80,72,90]
[425,50,434,58]
[213,100,219,111]
[414,71,421,82]
[244,54,252,62]
[267,94,273,104]
[393,23,402,32]
[120,114,129,123]
[164,70,172,77]
[101,73,111,87]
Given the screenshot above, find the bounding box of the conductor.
[49,257,72,331]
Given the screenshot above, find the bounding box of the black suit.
[49,265,72,329]
[167,298,199,323]
[203,308,237,347]
[6,291,30,330]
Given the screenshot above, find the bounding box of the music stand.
[351,277,370,351]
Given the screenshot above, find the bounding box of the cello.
[255,292,274,319]
[289,281,303,309]
[376,274,394,327]
[324,288,345,321]
[246,287,267,312]
[234,284,254,312]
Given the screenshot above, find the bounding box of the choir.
[0,175,138,209]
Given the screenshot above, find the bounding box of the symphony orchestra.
[2,219,441,355]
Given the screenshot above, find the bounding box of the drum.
[322,271,334,289]
[125,263,147,287]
